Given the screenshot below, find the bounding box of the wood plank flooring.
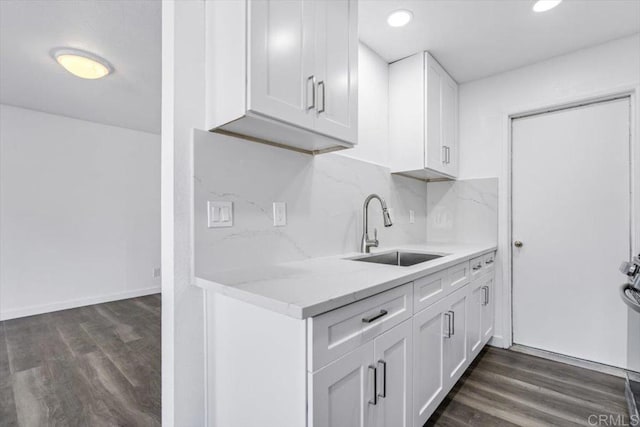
[427,346,629,427]
[0,294,161,427]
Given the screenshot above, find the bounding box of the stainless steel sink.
[350,251,444,267]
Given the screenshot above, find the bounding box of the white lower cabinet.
[373,320,413,427]
[206,252,496,427]
[469,273,495,360]
[311,341,375,427]
[311,320,413,427]
[443,289,468,387]
[412,297,448,427]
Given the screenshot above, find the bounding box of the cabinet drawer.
[469,255,485,279]
[308,283,413,372]
[447,261,470,294]
[483,252,496,275]
[413,269,448,313]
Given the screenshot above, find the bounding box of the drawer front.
[413,268,448,313]
[483,252,496,275]
[447,261,470,294]
[469,255,485,279]
[309,283,413,372]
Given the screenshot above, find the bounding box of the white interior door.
[512,98,631,369]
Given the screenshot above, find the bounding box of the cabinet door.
[373,320,412,427]
[441,73,458,177]
[249,0,315,129]
[443,289,468,388]
[481,276,495,343]
[311,341,374,427]
[424,56,444,174]
[313,0,358,143]
[412,298,448,427]
[468,279,484,359]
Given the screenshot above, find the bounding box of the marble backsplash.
[426,178,498,245]
[194,131,430,274]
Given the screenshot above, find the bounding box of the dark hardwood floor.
[0,296,629,426]
[428,346,629,427]
[0,294,161,427]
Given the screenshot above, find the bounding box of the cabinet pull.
[446,146,450,164]
[482,286,489,306]
[362,309,388,323]
[472,264,482,271]
[378,360,387,399]
[317,80,326,113]
[443,312,452,338]
[485,259,494,265]
[442,146,447,164]
[306,75,316,110]
[449,310,455,335]
[368,365,377,405]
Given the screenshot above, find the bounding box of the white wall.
[0,104,160,320]
[161,1,206,425]
[458,34,640,349]
[339,42,390,166]
[194,131,429,275]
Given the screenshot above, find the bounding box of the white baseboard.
[509,343,635,378]
[488,335,508,348]
[0,286,161,321]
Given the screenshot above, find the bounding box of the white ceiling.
[0,0,161,134]
[360,0,640,83]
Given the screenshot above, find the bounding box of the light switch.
[208,201,233,228]
[273,202,286,226]
[409,210,415,224]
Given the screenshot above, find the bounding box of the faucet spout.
[361,194,393,253]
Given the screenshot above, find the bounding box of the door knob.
[514,241,523,248]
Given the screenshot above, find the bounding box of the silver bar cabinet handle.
[368,365,377,405]
[362,309,388,323]
[306,75,316,110]
[378,360,387,398]
[443,312,452,338]
[449,310,455,335]
[317,80,326,113]
[442,146,447,164]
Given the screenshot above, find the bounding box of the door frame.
[498,85,640,349]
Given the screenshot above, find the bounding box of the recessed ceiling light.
[387,9,413,27]
[533,0,562,13]
[51,48,113,79]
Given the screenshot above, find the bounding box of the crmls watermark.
[587,414,640,426]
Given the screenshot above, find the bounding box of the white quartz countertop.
[195,243,497,319]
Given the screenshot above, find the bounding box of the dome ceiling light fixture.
[387,9,413,27]
[533,0,563,13]
[51,48,113,79]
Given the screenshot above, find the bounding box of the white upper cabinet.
[206,0,358,155]
[248,0,314,129]
[313,0,358,143]
[390,52,459,179]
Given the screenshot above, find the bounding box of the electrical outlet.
[273,202,287,226]
[153,267,161,278]
[409,210,415,224]
[208,201,233,228]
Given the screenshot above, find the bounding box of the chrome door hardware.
[482,286,489,305]
[362,309,388,323]
[317,81,326,113]
[368,365,377,405]
[377,360,387,399]
[514,240,523,248]
[443,312,452,338]
[306,75,316,110]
